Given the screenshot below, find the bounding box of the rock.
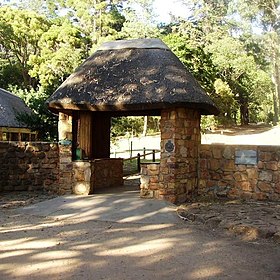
[205,217,222,228]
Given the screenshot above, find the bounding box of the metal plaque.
[165,140,175,153]
[235,149,257,165]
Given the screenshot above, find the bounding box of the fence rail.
[123,149,160,175]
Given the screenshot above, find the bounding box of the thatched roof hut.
[0,88,32,128]
[47,38,218,115]
[0,88,36,141]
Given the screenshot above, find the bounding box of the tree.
[46,0,125,43]
[236,0,280,123]
[169,1,276,125]
[0,6,50,88]
[29,19,89,90]
[163,29,218,93]
[119,0,160,39]
[0,6,89,139]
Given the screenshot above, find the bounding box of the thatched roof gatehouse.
[47,38,218,202]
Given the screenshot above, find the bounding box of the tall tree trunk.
[272,90,279,124]
[272,52,279,124]
[275,61,280,120]
[92,0,97,43]
[142,116,148,137]
[240,102,249,125]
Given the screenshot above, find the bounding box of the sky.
[153,0,189,23]
[1,0,190,24]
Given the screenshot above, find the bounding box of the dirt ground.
[1,189,280,280]
[112,124,280,158]
[177,200,280,243]
[201,124,280,145]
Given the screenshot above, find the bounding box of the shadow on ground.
[0,177,280,279]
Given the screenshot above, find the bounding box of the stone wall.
[140,144,280,202]
[140,163,160,198]
[72,159,124,195]
[0,141,59,192]
[199,145,280,201]
[0,142,124,195]
[2,139,279,202]
[91,159,124,190]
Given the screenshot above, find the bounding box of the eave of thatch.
[47,38,219,115]
[0,88,32,128]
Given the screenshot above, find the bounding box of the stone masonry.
[73,161,91,195]
[58,112,73,194]
[59,144,73,194]
[140,163,160,198]
[59,112,123,195]
[1,110,280,203]
[91,159,123,190]
[199,145,280,201]
[140,144,280,203]
[157,108,201,203]
[0,141,59,192]
[73,159,124,195]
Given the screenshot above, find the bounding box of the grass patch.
[123,158,160,176]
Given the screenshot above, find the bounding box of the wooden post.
[137,153,141,172]
[143,147,146,159]
[152,149,155,162]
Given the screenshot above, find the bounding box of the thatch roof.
[0,88,32,128]
[47,38,219,115]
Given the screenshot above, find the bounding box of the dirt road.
[1,190,280,280]
[111,125,280,158]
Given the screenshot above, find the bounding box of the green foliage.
[11,86,58,140]
[163,31,217,93]
[0,0,279,139]
[119,0,159,39]
[29,19,88,89]
[0,59,22,88]
[48,0,126,42]
[236,0,280,123]
[111,117,144,138]
[200,115,218,132]
[163,15,274,126]
[205,35,253,124]
[212,79,238,125]
[0,5,90,140]
[0,6,50,88]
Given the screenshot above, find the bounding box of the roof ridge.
[0,87,22,100]
[97,38,170,51]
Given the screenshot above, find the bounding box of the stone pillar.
[58,112,73,141]
[158,108,201,203]
[58,112,73,194]
[73,161,91,195]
